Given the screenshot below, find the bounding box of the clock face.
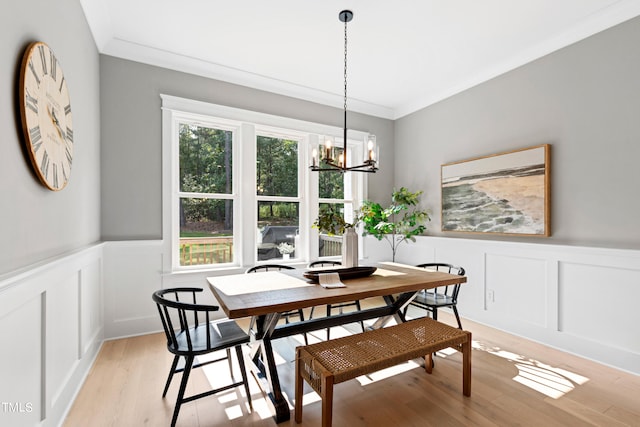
[19,42,73,191]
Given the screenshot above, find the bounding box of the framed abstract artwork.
[441,144,550,236]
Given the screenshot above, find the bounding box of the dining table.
[206,262,467,423]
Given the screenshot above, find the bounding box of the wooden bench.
[294,317,471,427]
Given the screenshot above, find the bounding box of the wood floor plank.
[543,395,629,427]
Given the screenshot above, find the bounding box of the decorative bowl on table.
[303,266,377,283]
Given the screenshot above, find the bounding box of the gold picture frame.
[441,144,551,236]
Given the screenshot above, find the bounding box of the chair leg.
[297,309,309,345]
[452,305,463,329]
[162,355,180,397]
[326,304,332,340]
[430,308,439,368]
[171,355,194,427]
[294,349,303,423]
[226,348,234,380]
[235,345,253,410]
[355,300,365,333]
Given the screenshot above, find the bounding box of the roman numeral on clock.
[38,44,48,75]
[40,150,50,179]
[53,164,59,188]
[28,59,41,86]
[50,51,57,81]
[29,126,43,152]
[25,88,38,114]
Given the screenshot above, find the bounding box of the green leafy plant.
[312,205,359,236]
[360,187,431,261]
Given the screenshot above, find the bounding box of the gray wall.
[99,56,395,240]
[0,0,101,276]
[395,16,640,250]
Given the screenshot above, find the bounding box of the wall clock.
[19,41,73,191]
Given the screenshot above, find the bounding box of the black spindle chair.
[153,288,252,427]
[404,263,466,329]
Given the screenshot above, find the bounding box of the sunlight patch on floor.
[216,390,240,404]
[251,395,277,420]
[473,340,589,399]
[224,403,244,420]
[301,390,322,405]
[356,360,421,386]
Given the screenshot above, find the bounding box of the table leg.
[246,292,417,423]
[248,314,291,423]
[370,293,415,329]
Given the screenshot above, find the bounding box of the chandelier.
[310,10,378,173]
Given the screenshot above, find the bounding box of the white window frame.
[161,94,368,272]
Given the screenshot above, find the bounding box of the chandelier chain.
[344,17,348,113]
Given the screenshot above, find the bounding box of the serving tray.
[303,266,377,282]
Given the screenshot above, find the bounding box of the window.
[177,122,235,267]
[162,95,367,271]
[256,133,301,262]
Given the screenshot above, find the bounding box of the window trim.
[161,94,369,272]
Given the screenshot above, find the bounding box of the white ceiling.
[81,0,640,119]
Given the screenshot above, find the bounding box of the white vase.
[282,253,290,260]
[341,228,358,268]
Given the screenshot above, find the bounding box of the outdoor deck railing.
[319,234,342,257]
[180,237,233,265]
[180,234,342,265]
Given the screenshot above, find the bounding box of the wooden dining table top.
[207,262,467,319]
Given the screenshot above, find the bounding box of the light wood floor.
[64,305,640,426]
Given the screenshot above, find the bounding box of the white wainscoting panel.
[80,260,102,357]
[0,294,43,425]
[485,253,547,328]
[103,241,165,338]
[46,272,81,409]
[382,235,640,375]
[559,261,640,353]
[0,244,104,427]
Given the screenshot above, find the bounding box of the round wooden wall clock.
[19,41,73,191]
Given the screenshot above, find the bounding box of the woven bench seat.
[294,317,471,427]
